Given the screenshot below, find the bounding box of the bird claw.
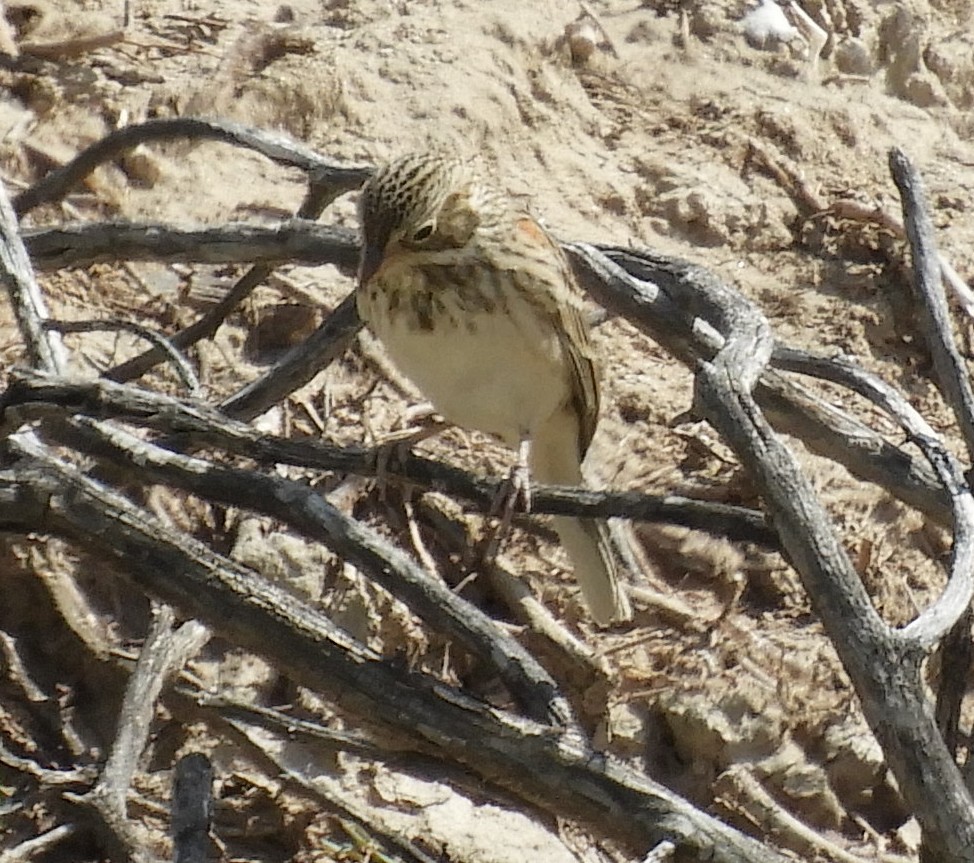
[478,439,533,571]
[491,461,532,520]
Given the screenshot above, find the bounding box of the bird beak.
[359,241,385,287]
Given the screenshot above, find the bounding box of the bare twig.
[413,497,607,678]
[26,416,582,730]
[185,692,392,757]
[716,765,898,863]
[748,137,974,318]
[13,117,372,217]
[772,346,974,650]
[0,630,48,702]
[0,178,66,372]
[0,368,779,546]
[889,149,974,797]
[46,318,200,395]
[0,825,81,863]
[97,607,210,816]
[171,753,213,863]
[23,219,359,273]
[0,737,94,787]
[568,243,952,526]
[33,551,114,658]
[60,608,209,863]
[889,148,974,459]
[23,214,954,521]
[14,120,368,400]
[217,718,442,863]
[935,607,974,760]
[683,234,974,859]
[105,169,364,386]
[0,453,791,863]
[219,291,363,421]
[642,840,677,863]
[19,30,126,59]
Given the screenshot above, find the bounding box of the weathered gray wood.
[0,181,66,373]
[23,219,359,272]
[171,753,213,863]
[30,415,578,731]
[682,232,974,860]
[0,448,792,863]
[569,242,952,526]
[0,368,778,546]
[890,147,974,463]
[13,117,373,217]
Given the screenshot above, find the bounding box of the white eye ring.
[411,224,434,242]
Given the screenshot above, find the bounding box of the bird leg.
[478,436,533,571]
[497,436,533,517]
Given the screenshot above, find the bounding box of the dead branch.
[212,718,441,863]
[0,449,790,863]
[46,318,200,394]
[570,229,974,856]
[936,607,974,761]
[97,608,210,815]
[0,175,65,372]
[0,368,779,546]
[0,630,47,702]
[716,765,904,863]
[568,243,952,526]
[889,148,974,460]
[411,496,610,682]
[22,417,580,730]
[748,136,974,318]
[7,117,974,860]
[171,753,213,863]
[105,166,364,386]
[889,149,974,799]
[18,216,953,525]
[23,220,359,272]
[682,218,974,858]
[0,735,94,787]
[643,841,677,863]
[0,825,81,863]
[219,292,362,420]
[771,346,974,648]
[13,117,372,217]
[64,608,209,863]
[184,692,393,757]
[13,119,368,394]
[19,29,126,59]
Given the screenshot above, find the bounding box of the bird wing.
[556,284,601,459]
[512,216,601,459]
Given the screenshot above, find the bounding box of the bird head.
[357,153,483,286]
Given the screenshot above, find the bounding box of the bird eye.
[411,223,435,242]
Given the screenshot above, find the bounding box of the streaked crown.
[358,152,482,285]
[360,153,464,233]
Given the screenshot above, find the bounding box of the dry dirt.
[2,0,974,861]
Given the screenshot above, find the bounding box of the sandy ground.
[1,0,974,860]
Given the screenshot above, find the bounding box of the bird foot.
[479,439,533,570]
[491,460,532,521]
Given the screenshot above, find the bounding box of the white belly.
[361,286,570,446]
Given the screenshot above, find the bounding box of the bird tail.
[530,411,632,626]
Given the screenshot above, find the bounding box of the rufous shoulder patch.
[515,216,552,248]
